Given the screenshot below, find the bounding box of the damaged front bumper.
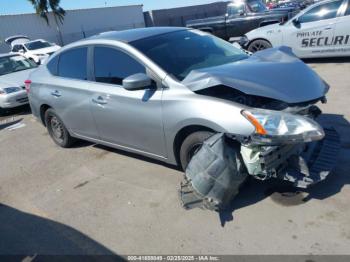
[179,126,340,212]
[241,128,340,188]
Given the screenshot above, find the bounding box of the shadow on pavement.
[0,104,31,119]
[219,114,350,226]
[0,203,125,260]
[0,118,23,131]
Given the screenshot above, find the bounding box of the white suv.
[5,35,61,64]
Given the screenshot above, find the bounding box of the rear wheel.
[248,39,272,53]
[179,131,214,171]
[45,108,75,148]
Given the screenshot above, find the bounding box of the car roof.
[88,27,188,43]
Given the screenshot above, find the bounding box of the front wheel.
[179,131,214,171]
[248,39,272,53]
[45,108,75,148]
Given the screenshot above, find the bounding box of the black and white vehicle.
[240,0,350,58]
[5,35,61,64]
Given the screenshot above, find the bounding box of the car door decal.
[299,30,350,48]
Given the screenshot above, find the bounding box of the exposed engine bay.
[195,85,326,114]
[180,85,340,211]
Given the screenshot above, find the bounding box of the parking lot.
[1,58,350,256]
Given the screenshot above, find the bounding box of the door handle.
[324,27,332,30]
[92,96,107,105]
[51,90,61,97]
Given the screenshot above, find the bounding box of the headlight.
[3,87,22,94]
[242,109,325,144]
[239,35,249,47]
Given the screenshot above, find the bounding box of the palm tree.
[28,0,65,25]
[28,0,65,44]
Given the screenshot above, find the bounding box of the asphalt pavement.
[0,58,350,256]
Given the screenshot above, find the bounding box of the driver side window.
[93,46,146,86]
[298,0,342,23]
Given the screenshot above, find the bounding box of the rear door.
[88,45,166,157]
[46,47,99,139]
[282,0,343,58]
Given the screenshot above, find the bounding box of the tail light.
[24,80,32,94]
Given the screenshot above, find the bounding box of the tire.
[45,108,75,148]
[179,131,214,171]
[248,39,272,53]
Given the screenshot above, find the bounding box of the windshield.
[247,0,267,12]
[0,55,37,76]
[25,40,53,50]
[130,30,248,81]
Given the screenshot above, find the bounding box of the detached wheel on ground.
[45,108,75,148]
[179,131,214,171]
[248,39,272,53]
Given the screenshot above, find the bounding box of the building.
[0,5,145,53]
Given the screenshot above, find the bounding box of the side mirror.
[123,73,152,91]
[239,10,245,16]
[18,49,25,54]
[292,18,300,27]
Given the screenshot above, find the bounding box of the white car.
[0,54,38,113]
[241,0,350,58]
[5,36,61,64]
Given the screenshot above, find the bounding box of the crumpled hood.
[182,46,327,104]
[0,68,36,89]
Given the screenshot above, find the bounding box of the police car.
[240,0,350,58]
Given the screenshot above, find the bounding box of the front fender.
[162,91,255,164]
[246,27,283,47]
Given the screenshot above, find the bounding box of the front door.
[283,0,343,58]
[89,46,166,158]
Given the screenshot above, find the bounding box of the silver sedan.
[28,27,338,188]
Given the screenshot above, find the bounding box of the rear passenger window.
[58,47,87,80]
[94,46,146,85]
[47,55,59,75]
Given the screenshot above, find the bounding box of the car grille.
[16,97,28,103]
